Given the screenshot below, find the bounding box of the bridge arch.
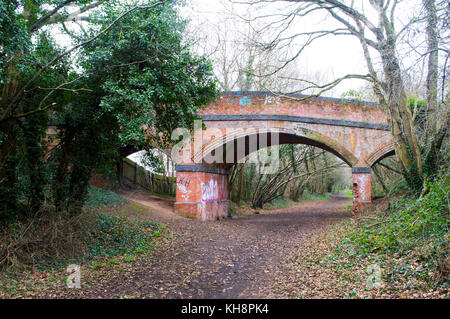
[366,143,396,167]
[174,91,394,220]
[194,126,358,167]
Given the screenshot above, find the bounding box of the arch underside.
[366,144,396,167]
[195,127,357,168]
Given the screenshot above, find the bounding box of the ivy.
[0,1,217,225]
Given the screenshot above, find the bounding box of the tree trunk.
[0,62,21,220]
[379,38,423,191]
[424,0,439,142]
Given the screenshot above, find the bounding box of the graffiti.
[350,133,355,151]
[219,178,226,199]
[353,174,370,201]
[178,176,190,187]
[264,95,280,105]
[177,183,191,201]
[177,177,192,201]
[230,95,251,105]
[201,179,219,202]
[239,96,252,106]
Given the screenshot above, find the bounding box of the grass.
[300,189,331,201]
[335,172,449,292]
[269,173,448,298]
[264,190,337,210]
[118,203,146,218]
[342,189,353,198]
[340,188,385,199]
[264,197,298,210]
[86,213,164,262]
[123,255,136,263]
[0,211,167,298]
[248,190,336,211]
[372,188,386,198]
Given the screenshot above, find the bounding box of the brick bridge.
[173,91,394,220]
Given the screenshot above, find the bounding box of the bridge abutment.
[174,164,228,220]
[352,167,371,214]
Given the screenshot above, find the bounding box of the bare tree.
[233,0,449,191]
[186,1,336,93]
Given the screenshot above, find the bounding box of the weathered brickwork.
[173,92,394,220]
[175,170,228,220]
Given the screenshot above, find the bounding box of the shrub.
[87,213,162,259]
[264,197,293,210]
[0,210,163,272]
[339,171,449,284]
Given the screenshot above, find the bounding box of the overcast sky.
[51,0,437,99]
[179,0,368,96]
[179,0,427,98]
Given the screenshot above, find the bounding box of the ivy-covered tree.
[0,0,217,222]
[80,3,217,147]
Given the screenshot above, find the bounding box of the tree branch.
[2,0,169,122]
[29,0,77,32]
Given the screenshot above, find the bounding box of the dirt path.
[40,192,352,298]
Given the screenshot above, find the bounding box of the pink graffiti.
[201,179,219,202]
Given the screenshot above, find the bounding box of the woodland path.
[39,191,352,298]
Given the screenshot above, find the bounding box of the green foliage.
[342,189,353,198]
[264,197,295,210]
[141,150,165,174]
[84,186,127,208]
[230,145,342,210]
[409,98,427,127]
[0,31,72,221]
[0,1,30,77]
[79,3,218,147]
[340,89,365,103]
[300,189,331,201]
[371,185,385,198]
[339,172,449,284]
[0,1,217,226]
[88,213,162,260]
[123,255,136,263]
[400,146,425,195]
[0,196,164,271]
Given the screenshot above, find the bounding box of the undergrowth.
[300,189,331,201]
[264,197,297,210]
[0,210,164,273]
[87,213,163,262]
[333,171,449,291]
[84,186,127,208]
[0,186,163,273]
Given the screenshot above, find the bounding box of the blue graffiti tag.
[239,96,252,106]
